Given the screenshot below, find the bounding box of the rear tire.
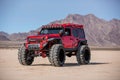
[49,44,65,67]
[18,45,34,65]
[76,45,91,65]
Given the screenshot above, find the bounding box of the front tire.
[18,45,34,65]
[76,45,91,65]
[49,44,65,67]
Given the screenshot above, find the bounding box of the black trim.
[64,48,77,52]
[48,38,62,44]
[80,40,87,45]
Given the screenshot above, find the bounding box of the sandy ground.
[0,49,120,80]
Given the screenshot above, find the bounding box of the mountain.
[0,31,9,38]
[0,30,37,41]
[0,14,120,47]
[50,14,120,47]
[0,31,10,41]
[0,35,10,41]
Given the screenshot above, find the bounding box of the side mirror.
[59,30,64,36]
[65,32,69,36]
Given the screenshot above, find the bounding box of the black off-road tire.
[48,44,65,67]
[48,54,52,64]
[76,45,91,65]
[18,45,34,65]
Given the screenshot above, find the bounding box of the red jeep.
[18,23,91,67]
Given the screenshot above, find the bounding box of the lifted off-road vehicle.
[18,23,91,67]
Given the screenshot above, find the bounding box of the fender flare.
[48,38,62,44]
[77,40,88,50]
[43,38,62,48]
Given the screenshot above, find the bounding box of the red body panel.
[25,23,86,57]
[26,34,60,49]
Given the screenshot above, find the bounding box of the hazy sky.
[0,0,120,34]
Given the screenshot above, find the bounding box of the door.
[62,28,73,48]
[71,28,80,48]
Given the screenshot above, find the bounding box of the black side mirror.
[65,32,69,36]
[59,30,64,36]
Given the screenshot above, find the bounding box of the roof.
[41,23,83,28]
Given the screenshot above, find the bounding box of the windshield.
[40,28,63,34]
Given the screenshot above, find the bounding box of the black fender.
[77,40,87,49]
[43,38,62,49]
[48,38,62,44]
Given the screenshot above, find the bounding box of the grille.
[28,38,42,43]
[28,44,40,50]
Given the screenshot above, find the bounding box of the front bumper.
[28,44,40,50]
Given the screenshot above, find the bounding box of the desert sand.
[0,49,120,80]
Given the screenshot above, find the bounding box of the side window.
[72,28,78,37]
[78,28,85,38]
[64,28,71,36]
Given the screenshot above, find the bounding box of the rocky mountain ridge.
[0,14,120,47]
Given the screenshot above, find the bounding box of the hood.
[27,34,60,39]
[45,34,60,38]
